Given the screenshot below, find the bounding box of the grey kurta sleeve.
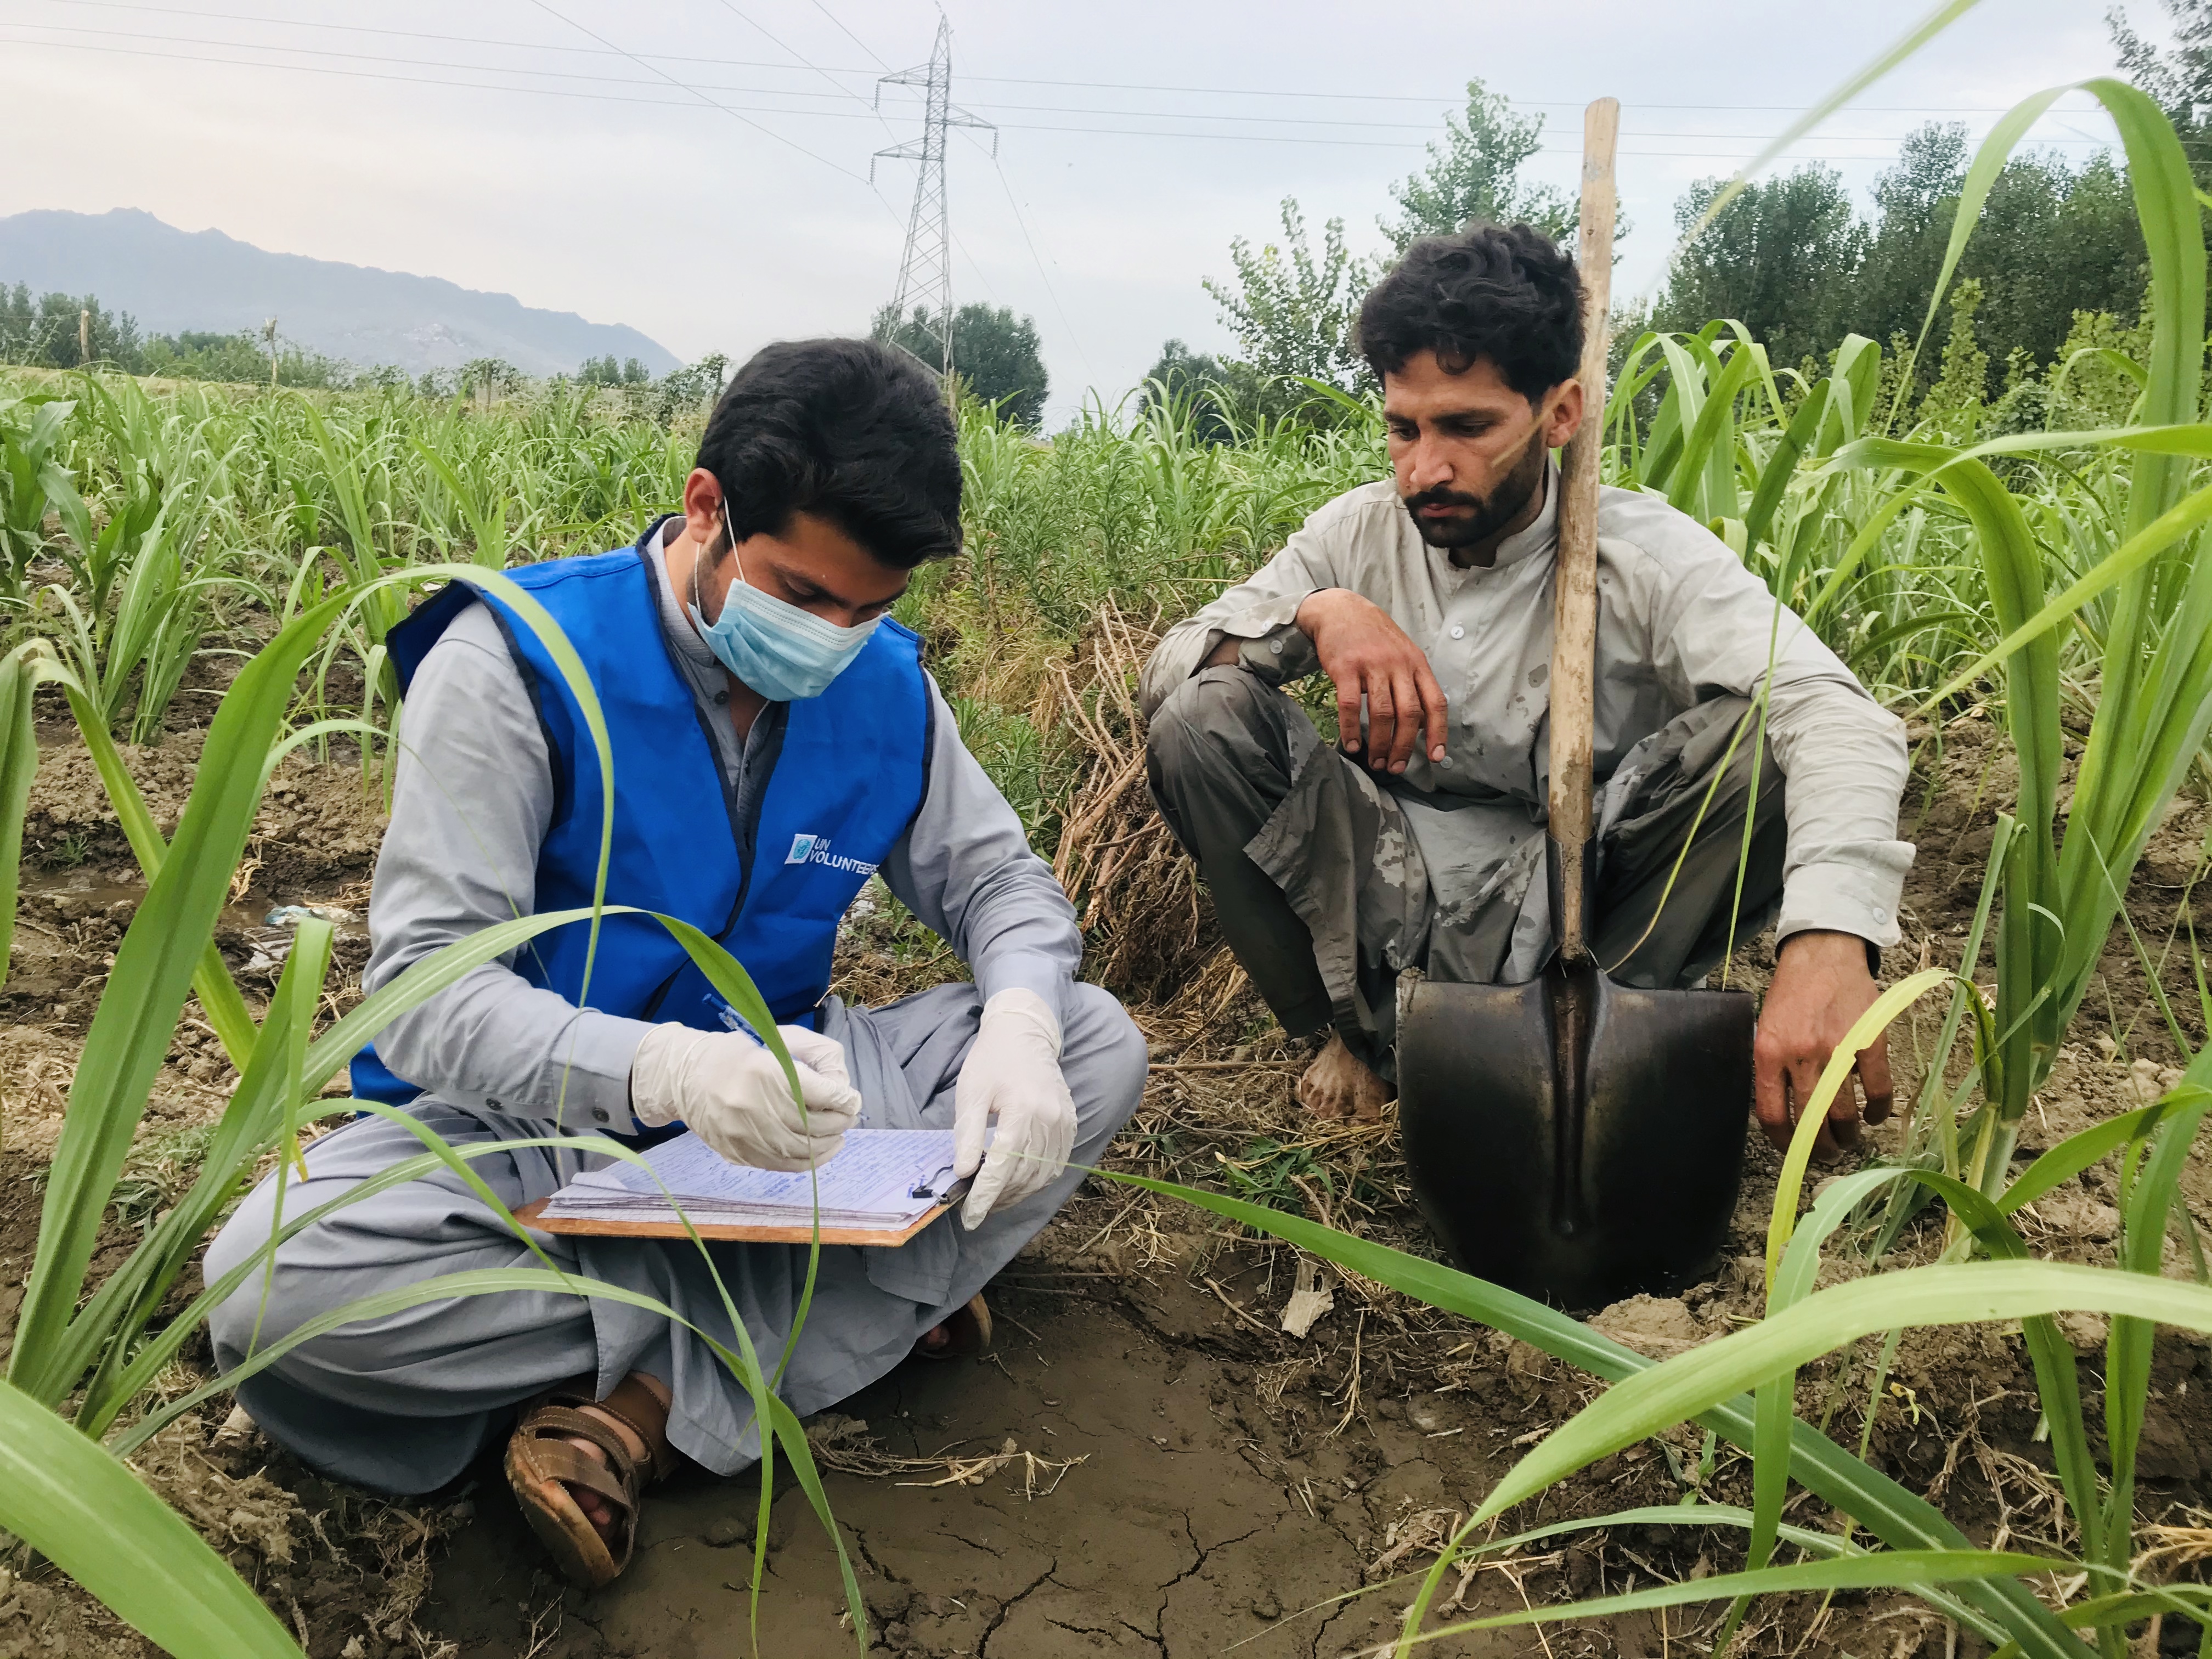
[365,603,650,1130]
[1601,493,1914,950]
[1137,511,1351,718]
[878,677,1085,1032]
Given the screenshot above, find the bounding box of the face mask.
[688,507,882,702]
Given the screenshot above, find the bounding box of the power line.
[4,19,2079,133]
[4,16,788,89]
[698,0,1002,309]
[8,0,2132,117]
[708,0,877,122]
[0,19,2128,146]
[972,137,1097,383]
[0,31,2154,158]
[524,2,876,189]
[0,19,1936,133]
[808,0,890,71]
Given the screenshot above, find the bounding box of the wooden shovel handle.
[1549,97,1621,962]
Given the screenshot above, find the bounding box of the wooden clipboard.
[512,1189,961,1248]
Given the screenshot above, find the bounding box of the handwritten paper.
[541,1128,961,1231]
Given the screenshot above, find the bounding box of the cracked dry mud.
[425,1276,1457,1659]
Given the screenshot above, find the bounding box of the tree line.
[0,285,366,390]
[1169,3,2203,435]
[872,301,1050,429]
[0,284,732,421]
[1641,123,2147,400]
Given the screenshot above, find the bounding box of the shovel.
[1394,99,1753,1312]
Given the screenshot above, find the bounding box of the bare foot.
[1296,1032,1395,1122]
[912,1321,952,1357]
[561,1372,670,1541]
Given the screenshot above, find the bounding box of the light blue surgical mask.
[687,507,881,702]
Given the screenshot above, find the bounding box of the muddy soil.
[5,707,2212,1658]
[403,1194,2212,1659]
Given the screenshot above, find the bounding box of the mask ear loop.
[693,499,749,626]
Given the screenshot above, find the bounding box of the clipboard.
[513,1176,970,1248]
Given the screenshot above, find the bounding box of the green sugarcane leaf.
[1799,481,1931,628]
[1680,0,1985,239]
[1669,341,1752,522]
[12,558,621,1410]
[47,667,258,1065]
[1767,968,1957,1289]
[2002,1098,2198,1212]
[1471,1260,2212,1532]
[1409,1549,2071,1647]
[8,589,359,1403]
[2103,1093,2211,1568]
[2048,1587,2212,1633]
[1742,1160,2008,1622]
[1908,88,2069,369]
[67,967,317,1431]
[1918,475,2212,718]
[123,1256,867,1649]
[0,1378,302,1658]
[1109,1170,2073,1654]
[1741,376,1830,560]
[297,904,621,1092]
[0,644,43,994]
[761,1392,871,1650]
[105,1141,588,1453]
[1833,447,2064,1130]
[1891,1167,2104,1549]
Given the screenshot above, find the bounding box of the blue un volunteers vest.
[349,523,933,1120]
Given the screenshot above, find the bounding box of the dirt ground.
[3,707,2211,1659]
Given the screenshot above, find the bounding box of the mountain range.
[0,208,680,379]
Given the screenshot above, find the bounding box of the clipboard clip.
[908,1163,972,1206]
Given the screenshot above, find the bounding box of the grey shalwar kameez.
[205,522,1147,1496]
[1140,469,1914,1073]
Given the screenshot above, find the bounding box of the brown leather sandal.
[915,1293,994,1361]
[505,1374,677,1589]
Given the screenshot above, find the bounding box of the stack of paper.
[541,1128,961,1232]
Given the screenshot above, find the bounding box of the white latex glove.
[629,1023,861,1171]
[952,988,1076,1229]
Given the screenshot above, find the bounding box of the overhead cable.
[0,31,2151,157]
[8,0,2131,117]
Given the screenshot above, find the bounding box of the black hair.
[697,337,962,570]
[1355,223,1584,404]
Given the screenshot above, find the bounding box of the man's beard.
[1401,427,1549,556]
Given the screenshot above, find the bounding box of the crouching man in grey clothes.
[206,339,1146,1588]
[1142,223,1912,1149]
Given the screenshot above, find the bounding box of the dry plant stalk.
[2135,1518,2212,1573]
[803,1415,1085,1501]
[1041,601,1219,1003]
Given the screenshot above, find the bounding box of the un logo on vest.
[784,833,882,878]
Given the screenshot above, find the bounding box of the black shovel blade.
[1396,961,1753,1311]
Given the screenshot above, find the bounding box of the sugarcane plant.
[0,567,878,1658]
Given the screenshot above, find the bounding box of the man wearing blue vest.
[204,339,1148,1588]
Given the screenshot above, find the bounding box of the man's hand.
[1753,930,1892,1159]
[1294,589,1448,774]
[630,1023,861,1170]
[952,989,1077,1228]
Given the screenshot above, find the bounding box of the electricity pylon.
[873,18,995,380]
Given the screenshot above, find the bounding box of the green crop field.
[6,24,2212,1659]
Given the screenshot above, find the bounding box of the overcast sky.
[0,0,2155,422]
